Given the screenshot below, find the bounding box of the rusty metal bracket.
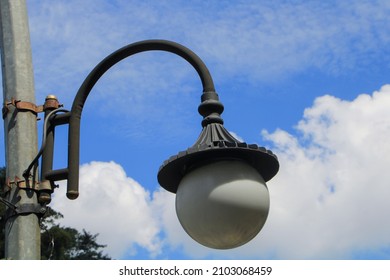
[43,95,61,111]
[2,96,62,119]
[2,98,43,118]
[4,176,40,193]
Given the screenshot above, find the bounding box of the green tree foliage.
[0,167,110,259]
[40,207,110,260]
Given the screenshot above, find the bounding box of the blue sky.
[2,0,390,259]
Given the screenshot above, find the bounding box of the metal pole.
[0,0,40,259]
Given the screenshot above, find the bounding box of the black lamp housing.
[158,90,279,193]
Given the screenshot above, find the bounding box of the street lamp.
[26,39,279,249]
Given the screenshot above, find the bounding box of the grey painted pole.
[0,0,40,259]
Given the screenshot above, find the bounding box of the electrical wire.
[0,196,16,210]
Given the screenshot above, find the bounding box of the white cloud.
[257,84,390,259]
[51,161,162,259]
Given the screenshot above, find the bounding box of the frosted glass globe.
[175,160,270,249]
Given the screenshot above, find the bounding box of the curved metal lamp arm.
[41,39,278,201]
[64,39,222,199]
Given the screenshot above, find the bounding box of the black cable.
[0,196,16,210]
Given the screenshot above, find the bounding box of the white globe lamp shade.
[175,160,270,249]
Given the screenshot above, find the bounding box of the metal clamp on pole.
[2,96,63,119]
[2,98,44,119]
[4,176,40,192]
[2,202,47,224]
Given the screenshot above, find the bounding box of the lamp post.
[36,39,279,250]
[4,39,279,257]
[1,0,40,259]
